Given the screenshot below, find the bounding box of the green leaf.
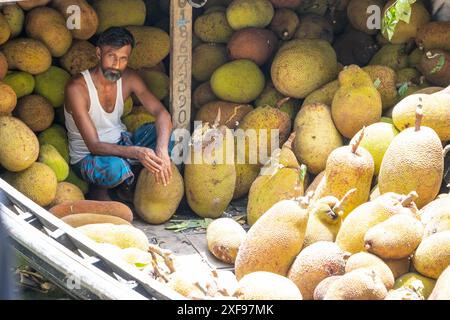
[299,164,307,183]
[430,55,446,74]
[382,0,416,40]
[398,83,409,97]
[374,78,382,89]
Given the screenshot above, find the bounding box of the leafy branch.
[382,0,417,41]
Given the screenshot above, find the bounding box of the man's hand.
[155,147,173,187]
[134,147,164,174]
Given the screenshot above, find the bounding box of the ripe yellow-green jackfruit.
[226,0,274,30]
[1,4,24,38]
[363,65,399,110]
[39,144,69,182]
[184,124,236,218]
[332,65,382,138]
[271,39,338,99]
[294,103,343,175]
[234,199,309,279]
[349,122,399,175]
[1,38,52,75]
[312,130,375,218]
[4,162,57,207]
[93,0,145,34]
[0,82,17,115]
[50,181,85,207]
[210,59,265,104]
[192,43,228,82]
[287,242,348,300]
[38,124,69,163]
[379,108,444,209]
[134,163,184,224]
[194,10,234,43]
[34,66,71,108]
[77,223,149,251]
[413,231,450,280]
[235,272,302,300]
[0,13,11,45]
[126,26,169,69]
[25,7,73,57]
[0,116,39,172]
[206,218,247,264]
[3,71,35,99]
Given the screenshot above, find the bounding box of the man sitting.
[64,27,174,201]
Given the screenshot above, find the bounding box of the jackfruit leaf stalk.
[351,127,365,154]
[333,188,358,217]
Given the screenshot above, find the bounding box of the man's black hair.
[97,27,135,49]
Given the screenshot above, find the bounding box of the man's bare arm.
[65,80,163,173]
[128,71,173,185]
[129,71,173,152]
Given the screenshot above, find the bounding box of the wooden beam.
[170,0,193,132]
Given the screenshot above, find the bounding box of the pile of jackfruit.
[0,0,449,300]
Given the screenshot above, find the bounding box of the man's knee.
[80,156,133,188]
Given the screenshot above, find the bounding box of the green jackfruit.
[39,144,69,182]
[38,125,69,163]
[93,0,145,34]
[3,71,35,98]
[34,66,71,108]
[210,60,265,104]
[226,0,274,30]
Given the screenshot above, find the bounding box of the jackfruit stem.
[351,127,365,154]
[401,191,419,207]
[283,132,296,149]
[333,188,357,215]
[415,105,423,131]
[443,145,450,158]
[275,97,290,109]
[364,243,372,251]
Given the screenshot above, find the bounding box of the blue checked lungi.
[72,123,175,188]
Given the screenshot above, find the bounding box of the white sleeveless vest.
[64,70,127,164]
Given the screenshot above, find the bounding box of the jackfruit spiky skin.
[25,7,73,57]
[93,0,145,34]
[347,0,386,35]
[50,181,85,207]
[363,65,398,110]
[60,40,98,76]
[192,43,228,82]
[312,144,374,218]
[194,10,234,43]
[236,271,303,300]
[323,268,388,300]
[345,252,395,290]
[287,241,348,300]
[1,4,24,38]
[2,38,52,75]
[413,231,450,280]
[210,59,266,104]
[226,0,275,31]
[378,125,443,209]
[234,200,308,280]
[3,71,35,99]
[0,116,39,172]
[364,214,424,260]
[0,82,16,115]
[428,266,450,300]
[34,66,71,108]
[39,144,69,182]
[271,39,338,99]
[370,44,409,71]
[332,65,382,138]
[4,162,57,207]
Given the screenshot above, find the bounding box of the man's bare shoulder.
[122,68,141,82]
[66,74,88,95]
